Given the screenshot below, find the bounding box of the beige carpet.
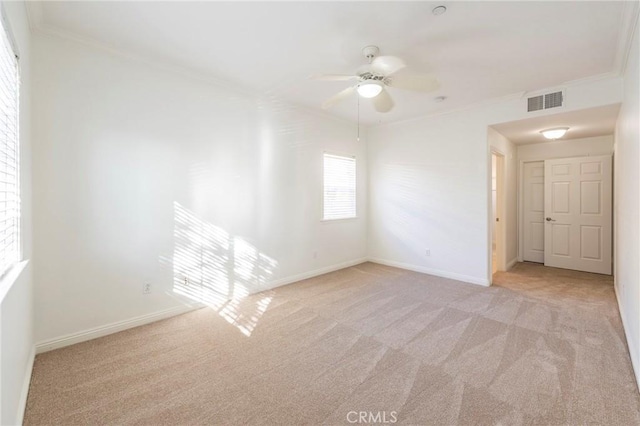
[24,262,640,425]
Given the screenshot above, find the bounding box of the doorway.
[491,151,505,277]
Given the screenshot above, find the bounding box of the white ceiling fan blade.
[322,86,356,109]
[310,74,357,81]
[386,70,440,92]
[372,88,394,113]
[371,56,406,76]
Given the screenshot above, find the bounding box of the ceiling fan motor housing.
[358,72,385,82]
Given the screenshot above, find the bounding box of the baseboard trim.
[614,284,640,392]
[35,304,202,354]
[506,257,518,271]
[368,257,490,287]
[34,257,369,354]
[264,257,369,290]
[16,345,36,425]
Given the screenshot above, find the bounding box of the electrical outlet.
[184,276,189,286]
[313,251,318,259]
[143,282,152,294]
[425,249,431,257]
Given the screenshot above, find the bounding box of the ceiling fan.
[312,45,440,113]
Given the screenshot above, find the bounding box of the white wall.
[0,1,33,425]
[367,76,623,285]
[517,135,614,161]
[614,13,639,388]
[488,128,517,269]
[32,34,368,345]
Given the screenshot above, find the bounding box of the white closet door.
[523,161,545,263]
[544,155,612,275]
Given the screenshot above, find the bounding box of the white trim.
[15,345,35,425]
[556,71,619,90]
[370,71,621,130]
[28,3,634,130]
[32,26,355,129]
[489,148,507,283]
[264,257,368,290]
[615,1,640,76]
[368,257,490,287]
[369,91,524,129]
[506,257,518,271]
[34,257,368,354]
[35,304,202,354]
[320,217,359,223]
[24,2,44,32]
[323,151,356,159]
[518,160,524,262]
[615,284,640,392]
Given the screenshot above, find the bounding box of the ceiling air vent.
[544,91,563,109]
[527,90,564,112]
[527,95,544,112]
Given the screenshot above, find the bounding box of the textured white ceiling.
[32,1,626,124]
[491,104,620,145]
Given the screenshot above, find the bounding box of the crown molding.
[371,67,626,130]
[556,71,621,90]
[369,91,527,129]
[31,22,358,129]
[519,70,622,101]
[24,1,43,33]
[614,1,640,76]
[25,1,637,131]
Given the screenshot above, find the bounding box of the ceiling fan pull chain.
[357,93,360,142]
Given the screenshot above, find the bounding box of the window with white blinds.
[323,153,356,220]
[0,17,19,278]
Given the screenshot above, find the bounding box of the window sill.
[321,216,359,223]
[0,260,29,305]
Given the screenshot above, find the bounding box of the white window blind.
[323,153,356,220]
[0,16,19,278]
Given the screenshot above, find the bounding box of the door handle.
[546,217,556,222]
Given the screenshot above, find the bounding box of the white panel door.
[544,155,612,274]
[523,161,545,263]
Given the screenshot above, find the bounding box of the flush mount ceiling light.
[357,79,383,98]
[540,127,569,140]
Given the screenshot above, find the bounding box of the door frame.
[489,148,506,283]
[518,156,614,272]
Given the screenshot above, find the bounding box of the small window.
[323,153,356,220]
[0,15,20,277]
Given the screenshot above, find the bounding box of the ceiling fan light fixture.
[540,127,569,140]
[357,80,383,98]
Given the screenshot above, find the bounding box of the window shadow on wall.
[171,201,278,336]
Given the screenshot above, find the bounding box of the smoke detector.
[432,6,447,16]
